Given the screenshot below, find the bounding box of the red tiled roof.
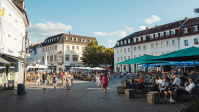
[135,19,186,37]
[182,17,199,28]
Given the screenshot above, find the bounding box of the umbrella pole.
[194,60,196,75]
[147,64,148,75]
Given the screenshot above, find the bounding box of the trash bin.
[17,84,25,95]
[7,80,14,90]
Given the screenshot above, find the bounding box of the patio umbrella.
[147,46,199,75]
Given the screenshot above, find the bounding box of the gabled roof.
[181,17,199,28]
[135,19,186,37]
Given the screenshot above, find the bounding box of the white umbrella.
[92,67,105,70]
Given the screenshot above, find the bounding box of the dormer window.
[155,33,158,38]
[121,41,123,45]
[117,42,119,45]
[54,38,56,41]
[184,28,188,34]
[84,39,86,42]
[134,38,137,42]
[150,34,154,39]
[57,37,59,41]
[194,26,198,32]
[138,37,141,42]
[76,38,78,41]
[160,32,164,37]
[128,39,130,43]
[166,31,170,36]
[45,41,46,44]
[71,37,74,41]
[65,37,68,40]
[80,39,83,42]
[124,40,127,44]
[171,30,175,35]
[143,36,146,41]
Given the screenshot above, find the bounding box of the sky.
[25,0,199,48]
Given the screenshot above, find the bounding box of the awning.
[0,66,6,69]
[0,57,10,64]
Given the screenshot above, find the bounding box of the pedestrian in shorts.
[42,72,47,90]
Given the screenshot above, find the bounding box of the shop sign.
[0,10,4,16]
[57,51,63,65]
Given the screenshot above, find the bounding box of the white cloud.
[138,26,146,30]
[93,26,135,37]
[108,40,116,44]
[144,15,160,24]
[27,21,71,44]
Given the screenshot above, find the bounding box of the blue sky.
[25,0,199,48]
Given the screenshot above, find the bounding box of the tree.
[104,48,114,67]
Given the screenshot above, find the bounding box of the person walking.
[61,71,63,84]
[102,72,108,94]
[53,73,58,89]
[42,72,47,90]
[35,73,40,87]
[62,74,67,89]
[96,74,101,88]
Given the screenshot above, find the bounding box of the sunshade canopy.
[147,47,199,61]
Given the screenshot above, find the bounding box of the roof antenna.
[69,27,71,34]
[194,8,199,17]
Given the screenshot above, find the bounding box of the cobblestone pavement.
[0,78,189,112]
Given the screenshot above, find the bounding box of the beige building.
[42,33,96,72]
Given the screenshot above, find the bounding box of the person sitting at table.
[175,78,196,101]
[179,73,186,86]
[172,74,181,87]
[138,76,143,84]
[159,78,168,93]
[164,83,176,103]
[164,74,171,83]
[156,76,163,84]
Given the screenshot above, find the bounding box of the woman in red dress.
[102,72,108,94]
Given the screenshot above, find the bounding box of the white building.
[0,0,29,86]
[41,33,96,72]
[114,17,199,73]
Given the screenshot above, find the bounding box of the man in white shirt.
[175,78,195,101]
[159,78,168,92]
[172,75,181,86]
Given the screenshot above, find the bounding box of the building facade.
[41,33,96,72]
[0,0,29,86]
[114,17,199,73]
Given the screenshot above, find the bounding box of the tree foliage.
[81,41,114,67]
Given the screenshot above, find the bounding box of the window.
[166,31,170,36]
[156,43,159,48]
[52,46,54,50]
[162,52,165,55]
[15,20,18,28]
[150,34,154,39]
[184,40,188,46]
[143,36,146,41]
[121,57,123,61]
[9,13,12,23]
[167,51,170,53]
[71,37,74,41]
[194,26,198,32]
[172,40,176,46]
[66,45,70,50]
[84,39,86,42]
[134,55,137,58]
[54,55,57,61]
[65,55,70,61]
[134,38,136,42]
[156,52,159,56]
[82,47,85,50]
[120,49,122,53]
[124,40,127,44]
[184,28,188,34]
[55,45,57,50]
[50,55,53,62]
[128,39,131,43]
[76,38,78,41]
[138,37,141,42]
[139,54,141,57]
[42,48,44,52]
[72,46,75,50]
[57,37,59,41]
[171,30,175,35]
[134,47,136,51]
[121,41,123,45]
[117,42,119,45]
[166,41,170,46]
[65,37,68,40]
[124,56,126,61]
[155,33,158,38]
[151,44,154,48]
[160,32,164,37]
[138,46,141,51]
[117,50,119,54]
[42,57,44,62]
[117,57,119,61]
[143,45,146,50]
[161,42,164,47]
[124,48,126,53]
[194,38,198,45]
[128,48,130,52]
[76,46,79,50]
[151,53,154,56]
[128,56,130,60]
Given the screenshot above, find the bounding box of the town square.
[0,0,199,112]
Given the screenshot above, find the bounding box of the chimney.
[146,27,149,30]
[155,25,158,27]
[185,17,189,20]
